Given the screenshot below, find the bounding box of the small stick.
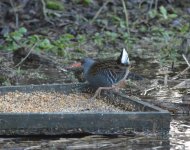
[41,0,55,25]
[121,0,130,37]
[9,0,19,28]
[164,74,168,87]
[143,87,156,96]
[182,54,190,67]
[13,43,38,68]
[90,0,111,24]
[154,0,158,10]
[172,66,190,80]
[121,0,130,51]
[171,54,190,80]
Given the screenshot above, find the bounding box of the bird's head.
[81,58,95,74]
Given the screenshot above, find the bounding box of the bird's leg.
[89,86,115,101]
[118,79,127,88]
[89,70,129,102]
[89,87,102,101]
[89,79,128,101]
[112,79,127,92]
[111,69,129,93]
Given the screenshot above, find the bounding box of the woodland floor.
[0,1,190,149]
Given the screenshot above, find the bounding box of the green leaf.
[148,9,157,19]
[8,27,27,41]
[39,39,54,49]
[77,34,86,43]
[93,33,103,47]
[18,27,27,34]
[46,0,64,10]
[28,35,40,43]
[159,6,168,19]
[63,33,74,39]
[168,14,178,19]
[180,24,190,33]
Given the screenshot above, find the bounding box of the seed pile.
[0,91,124,113]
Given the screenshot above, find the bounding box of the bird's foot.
[88,88,102,102]
[88,86,116,102]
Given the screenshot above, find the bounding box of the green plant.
[159,6,168,19]
[39,38,54,50]
[93,31,119,47]
[1,27,27,51]
[1,27,55,52]
[74,0,93,5]
[15,67,25,75]
[74,34,87,53]
[77,34,86,44]
[1,79,11,86]
[29,72,47,79]
[179,23,190,34]
[1,27,89,59]
[52,33,74,56]
[46,0,64,10]
[122,32,130,45]
[151,26,174,38]
[159,37,181,67]
[93,33,104,48]
[105,31,118,43]
[148,9,158,19]
[148,6,177,20]
[108,15,126,29]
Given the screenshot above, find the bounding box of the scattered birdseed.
[0,91,125,113]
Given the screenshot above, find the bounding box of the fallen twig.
[121,0,130,38]
[41,0,55,25]
[172,79,190,89]
[9,0,19,28]
[172,66,190,80]
[172,54,190,80]
[182,54,190,67]
[13,43,37,68]
[143,87,157,96]
[90,0,111,24]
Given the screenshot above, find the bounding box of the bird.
[81,48,130,100]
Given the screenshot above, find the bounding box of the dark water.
[0,115,189,150]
